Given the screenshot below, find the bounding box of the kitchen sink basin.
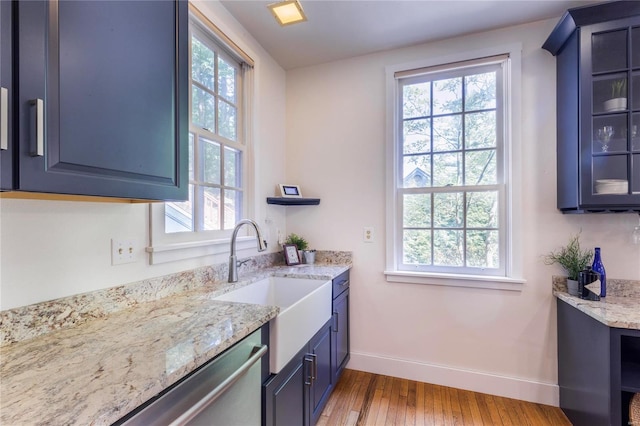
[214,276,332,373]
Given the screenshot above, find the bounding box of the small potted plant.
[284,233,316,264]
[604,78,627,112]
[544,233,593,296]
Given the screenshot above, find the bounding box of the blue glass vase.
[591,247,606,298]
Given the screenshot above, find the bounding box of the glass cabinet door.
[582,21,639,207]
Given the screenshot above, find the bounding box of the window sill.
[146,236,257,265]
[384,270,525,291]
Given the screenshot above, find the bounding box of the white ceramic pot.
[603,97,627,112]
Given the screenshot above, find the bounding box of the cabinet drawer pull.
[338,279,350,287]
[29,99,44,157]
[1,87,7,151]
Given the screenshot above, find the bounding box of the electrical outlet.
[111,238,138,265]
[363,227,374,243]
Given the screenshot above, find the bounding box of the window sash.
[394,60,507,276]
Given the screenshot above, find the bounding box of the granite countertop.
[552,276,640,330]
[0,254,351,425]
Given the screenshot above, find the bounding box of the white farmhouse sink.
[214,276,332,373]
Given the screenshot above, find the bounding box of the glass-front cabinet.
[544,2,640,213]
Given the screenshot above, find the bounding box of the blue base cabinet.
[557,300,640,425]
[332,271,350,384]
[0,0,13,190]
[263,319,334,426]
[7,0,188,201]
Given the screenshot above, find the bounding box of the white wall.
[0,0,288,311]
[285,18,640,405]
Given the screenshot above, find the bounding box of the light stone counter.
[552,276,640,330]
[0,252,352,425]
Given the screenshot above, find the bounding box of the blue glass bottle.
[591,247,606,298]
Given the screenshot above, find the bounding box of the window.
[165,21,245,233]
[386,48,524,288]
[148,6,255,264]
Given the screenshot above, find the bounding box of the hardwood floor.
[318,369,571,426]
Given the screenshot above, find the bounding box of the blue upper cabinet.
[543,1,640,213]
[1,0,13,191]
[12,0,188,201]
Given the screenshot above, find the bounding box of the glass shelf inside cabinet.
[592,155,629,196]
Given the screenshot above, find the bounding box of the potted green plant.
[604,78,627,112]
[284,233,316,264]
[544,233,593,296]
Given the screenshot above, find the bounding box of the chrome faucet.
[228,219,268,282]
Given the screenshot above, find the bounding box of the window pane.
[433,115,462,151]
[432,152,462,187]
[191,37,215,91]
[467,230,499,268]
[224,147,241,187]
[433,77,462,115]
[218,100,237,141]
[202,187,220,231]
[202,138,220,184]
[224,189,241,230]
[403,155,431,188]
[433,230,463,266]
[165,184,194,233]
[465,111,496,149]
[465,72,496,111]
[188,133,195,181]
[403,83,430,118]
[403,194,431,227]
[434,192,463,228]
[465,150,496,185]
[403,230,431,265]
[218,56,236,103]
[192,85,215,131]
[403,118,430,154]
[466,191,498,228]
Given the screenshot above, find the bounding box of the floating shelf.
[266,197,320,206]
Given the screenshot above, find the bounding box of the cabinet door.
[16,1,188,200]
[263,354,306,426]
[332,288,350,383]
[309,321,333,425]
[580,17,640,208]
[0,0,12,190]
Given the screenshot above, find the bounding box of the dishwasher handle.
[169,344,267,426]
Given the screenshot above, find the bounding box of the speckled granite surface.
[0,251,352,425]
[553,276,640,330]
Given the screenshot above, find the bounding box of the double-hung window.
[386,50,523,287]
[149,6,255,264]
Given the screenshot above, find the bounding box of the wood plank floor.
[318,369,571,426]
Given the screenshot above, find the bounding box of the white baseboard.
[347,351,559,407]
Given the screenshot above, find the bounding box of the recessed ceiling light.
[267,0,307,26]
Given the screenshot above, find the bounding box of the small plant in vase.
[284,233,316,264]
[604,78,627,112]
[544,233,593,296]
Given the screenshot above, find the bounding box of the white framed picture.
[278,184,302,198]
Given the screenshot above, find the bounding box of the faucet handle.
[237,258,251,267]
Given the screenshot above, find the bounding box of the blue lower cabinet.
[264,319,334,426]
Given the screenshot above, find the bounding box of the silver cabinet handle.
[304,355,314,386]
[332,311,339,333]
[338,279,350,287]
[169,344,267,426]
[311,353,317,381]
[29,99,44,157]
[1,87,7,151]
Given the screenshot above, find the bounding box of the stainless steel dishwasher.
[118,329,267,426]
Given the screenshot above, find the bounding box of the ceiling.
[219,0,600,70]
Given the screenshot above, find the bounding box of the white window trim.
[146,8,257,265]
[384,44,525,290]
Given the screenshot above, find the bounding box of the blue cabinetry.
[7,0,188,201]
[0,0,13,190]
